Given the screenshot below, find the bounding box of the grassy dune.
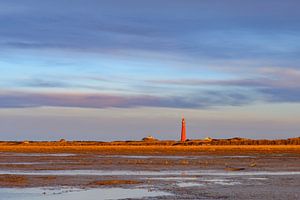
[0,138,299,154]
[0,143,300,155]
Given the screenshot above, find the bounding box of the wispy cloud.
[19,78,69,88]
[149,67,300,89]
[146,67,300,105]
[2,66,299,109]
[1,0,300,64]
[0,89,255,109]
[1,1,300,110]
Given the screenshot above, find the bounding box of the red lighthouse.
[181,117,186,142]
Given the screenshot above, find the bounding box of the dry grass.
[0,144,299,154]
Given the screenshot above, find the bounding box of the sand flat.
[0,144,299,199]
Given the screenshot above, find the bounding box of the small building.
[204,137,213,141]
[142,136,157,141]
[59,139,66,143]
[22,140,30,144]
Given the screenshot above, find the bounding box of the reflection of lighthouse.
[181,117,186,142]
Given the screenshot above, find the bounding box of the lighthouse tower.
[181,117,187,142]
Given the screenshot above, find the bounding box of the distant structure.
[204,137,212,142]
[59,139,66,143]
[22,140,30,144]
[142,135,157,142]
[181,117,187,142]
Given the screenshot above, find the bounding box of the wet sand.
[0,145,300,199]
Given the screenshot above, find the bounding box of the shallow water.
[0,169,299,176]
[248,177,268,180]
[148,177,198,180]
[0,187,171,200]
[176,182,205,187]
[204,179,241,185]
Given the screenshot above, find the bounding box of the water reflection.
[176,182,204,187]
[0,187,171,200]
[0,169,299,176]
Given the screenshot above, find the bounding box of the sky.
[0,0,300,141]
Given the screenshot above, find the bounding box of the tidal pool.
[0,169,300,176]
[176,182,205,187]
[0,187,171,200]
[204,179,241,186]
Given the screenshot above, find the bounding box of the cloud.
[19,78,69,88]
[150,78,267,88]
[260,88,300,103]
[147,67,300,105]
[1,0,300,65]
[4,66,300,109]
[150,67,300,89]
[0,90,253,109]
[157,66,300,85]
[1,1,300,110]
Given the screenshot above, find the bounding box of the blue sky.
[0,0,300,140]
